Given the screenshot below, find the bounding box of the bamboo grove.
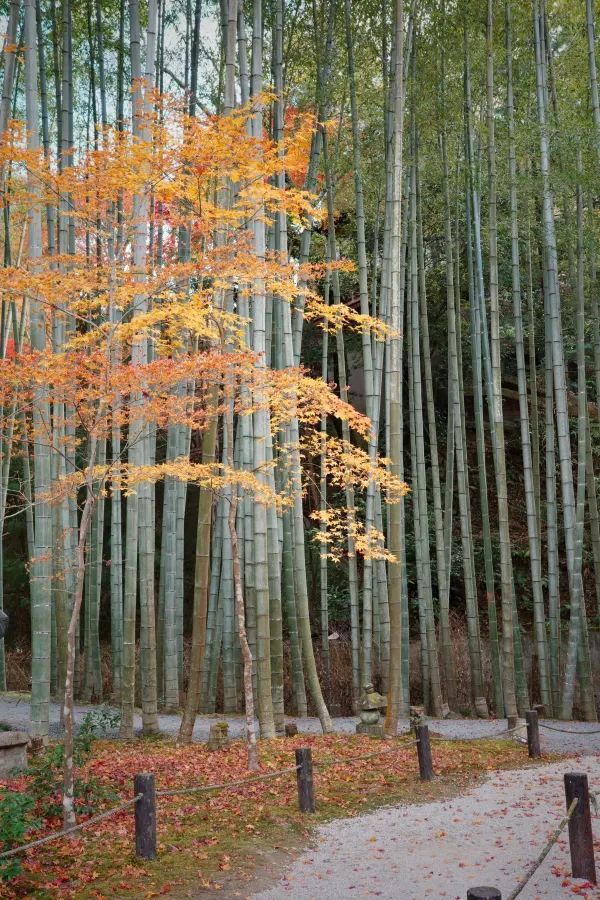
[1,0,600,774]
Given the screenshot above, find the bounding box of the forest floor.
[251,755,600,900]
[3,696,600,897]
[0,700,554,898]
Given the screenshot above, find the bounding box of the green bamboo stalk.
[281,504,307,716]
[484,1,517,719]
[408,144,443,716]
[197,483,224,717]
[221,417,238,714]
[344,0,377,688]
[572,152,596,720]
[25,0,52,737]
[266,431,284,732]
[505,0,550,714]
[526,223,542,529]
[544,274,561,714]
[323,133,361,710]
[384,0,406,737]
[532,2,583,718]
[320,281,330,692]
[585,424,600,622]
[249,0,275,738]
[441,120,486,717]
[120,0,160,738]
[417,167,455,711]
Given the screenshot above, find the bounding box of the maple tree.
[0,0,403,822]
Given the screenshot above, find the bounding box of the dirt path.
[253,756,600,899]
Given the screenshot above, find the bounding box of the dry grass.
[0,625,514,718]
[4,615,589,718]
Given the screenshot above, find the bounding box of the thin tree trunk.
[225,371,259,769]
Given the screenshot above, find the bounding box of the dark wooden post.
[295,748,315,813]
[525,709,541,758]
[134,773,157,861]
[416,724,434,781]
[564,773,596,883]
[467,889,501,899]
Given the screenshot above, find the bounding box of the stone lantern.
[356,683,386,737]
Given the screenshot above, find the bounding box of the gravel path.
[2,694,600,754]
[254,756,600,899]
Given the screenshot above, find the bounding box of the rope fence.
[0,731,429,865]
[312,736,420,768]
[429,723,526,743]
[2,711,599,898]
[155,765,300,797]
[0,794,142,860]
[505,797,579,900]
[539,722,600,735]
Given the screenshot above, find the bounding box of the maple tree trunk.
[226,379,259,770]
[62,483,96,829]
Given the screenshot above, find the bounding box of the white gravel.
[3,694,600,755]
[255,756,600,899]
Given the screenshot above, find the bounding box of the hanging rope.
[506,797,579,900]
[539,722,600,735]
[0,795,142,860]
[155,766,300,797]
[313,738,420,768]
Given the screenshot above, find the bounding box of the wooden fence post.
[525,709,541,759]
[416,724,434,781]
[295,748,315,813]
[134,773,157,861]
[467,889,501,899]
[564,773,596,884]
